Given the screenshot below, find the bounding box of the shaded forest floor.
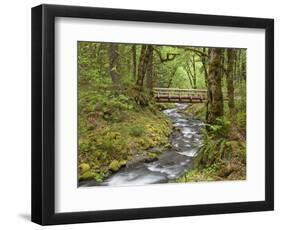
[177,103,246,182]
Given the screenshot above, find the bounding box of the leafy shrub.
[206,117,231,138]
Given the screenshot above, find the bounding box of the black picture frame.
[31,4,274,225]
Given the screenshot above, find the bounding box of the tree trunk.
[108,43,120,87]
[134,45,153,105]
[146,49,154,92]
[184,66,194,88]
[167,66,178,88]
[206,48,224,124]
[241,50,246,81]
[132,45,137,80]
[201,48,208,87]
[236,49,241,85]
[136,45,153,89]
[192,54,197,89]
[226,48,235,115]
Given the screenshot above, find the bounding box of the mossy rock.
[164,143,172,149]
[145,152,158,163]
[79,171,95,181]
[148,152,158,159]
[109,160,127,171]
[79,163,90,174]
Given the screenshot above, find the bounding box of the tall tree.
[226,48,236,115]
[108,43,120,87]
[206,48,224,124]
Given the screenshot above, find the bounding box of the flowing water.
[80,103,203,187]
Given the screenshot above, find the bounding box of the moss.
[147,152,158,159]
[93,174,103,183]
[164,143,172,149]
[129,125,145,137]
[79,171,105,182]
[109,160,127,172]
[79,163,90,174]
[109,160,120,171]
[79,171,96,181]
[78,96,173,183]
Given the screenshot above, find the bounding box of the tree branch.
[153,47,180,63]
[184,48,209,57]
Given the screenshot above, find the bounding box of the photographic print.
[78,42,247,187]
[32,5,274,224]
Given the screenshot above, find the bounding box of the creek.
[80,103,203,187]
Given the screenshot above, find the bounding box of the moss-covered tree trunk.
[134,45,153,105]
[136,45,153,89]
[206,48,224,124]
[108,43,120,87]
[132,44,137,80]
[146,49,154,93]
[226,48,235,115]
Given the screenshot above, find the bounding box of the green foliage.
[176,164,220,183]
[205,118,231,138]
[194,117,244,168]
[237,112,246,128]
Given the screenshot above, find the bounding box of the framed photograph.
[31,4,274,225]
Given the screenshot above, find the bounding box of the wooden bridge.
[153,88,208,103]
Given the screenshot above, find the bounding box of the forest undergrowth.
[78,85,173,182]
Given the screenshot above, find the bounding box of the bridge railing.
[153,88,208,103]
[153,88,228,103]
[153,88,207,97]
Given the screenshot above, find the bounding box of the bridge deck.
[153,88,208,103]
